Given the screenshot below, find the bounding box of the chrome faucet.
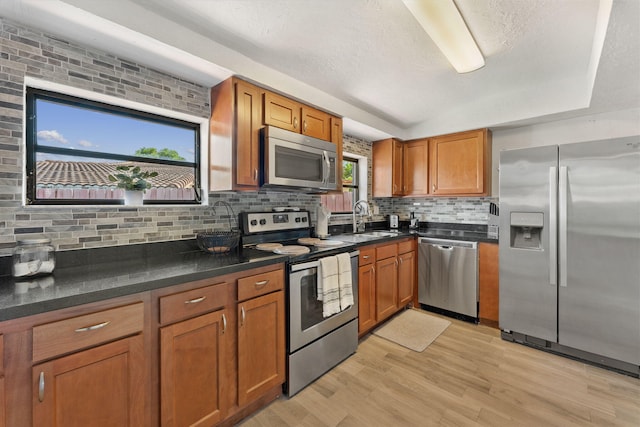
[352,200,370,233]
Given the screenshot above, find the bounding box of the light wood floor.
[239,309,640,427]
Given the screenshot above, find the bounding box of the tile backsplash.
[0,17,496,258]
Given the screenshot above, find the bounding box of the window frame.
[341,155,360,211]
[24,81,207,206]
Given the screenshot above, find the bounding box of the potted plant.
[108,165,158,206]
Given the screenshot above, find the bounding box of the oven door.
[288,251,359,352]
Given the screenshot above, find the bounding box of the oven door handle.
[289,250,359,272]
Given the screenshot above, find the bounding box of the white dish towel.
[318,256,341,318]
[336,253,354,310]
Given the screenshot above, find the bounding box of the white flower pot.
[124,190,144,206]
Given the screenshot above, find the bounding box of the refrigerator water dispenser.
[510,212,543,250]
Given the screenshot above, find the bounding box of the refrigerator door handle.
[558,166,568,287]
[549,167,558,286]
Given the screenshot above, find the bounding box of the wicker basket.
[196,231,240,254]
[197,201,240,254]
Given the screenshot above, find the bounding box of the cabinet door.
[237,291,285,406]
[358,265,376,335]
[373,138,405,197]
[301,106,331,141]
[263,91,301,133]
[404,139,429,196]
[479,242,499,326]
[33,335,144,427]
[429,129,490,195]
[376,257,398,322]
[330,117,343,190]
[392,139,405,196]
[235,80,261,188]
[0,334,4,427]
[160,310,228,427]
[397,250,415,308]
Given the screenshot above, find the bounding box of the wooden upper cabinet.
[301,106,331,140]
[429,128,492,196]
[403,139,429,196]
[263,91,301,133]
[330,117,343,190]
[373,138,405,197]
[210,77,262,191]
[235,80,261,188]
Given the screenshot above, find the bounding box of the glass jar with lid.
[12,238,56,278]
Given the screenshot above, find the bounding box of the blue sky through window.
[35,99,196,162]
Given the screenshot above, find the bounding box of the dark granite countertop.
[0,224,496,322]
[0,240,287,322]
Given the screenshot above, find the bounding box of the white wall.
[491,107,640,195]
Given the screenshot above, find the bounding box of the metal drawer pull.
[185,296,206,304]
[222,313,227,334]
[241,307,246,326]
[38,372,45,402]
[362,255,370,259]
[293,117,298,129]
[255,280,269,288]
[75,321,110,333]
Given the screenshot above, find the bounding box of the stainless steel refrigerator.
[499,136,640,376]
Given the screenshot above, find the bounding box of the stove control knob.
[295,217,301,223]
[250,219,258,226]
[259,219,267,225]
[302,217,307,222]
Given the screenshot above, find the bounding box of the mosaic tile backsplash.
[0,17,495,258]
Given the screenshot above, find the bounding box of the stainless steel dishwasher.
[418,237,478,320]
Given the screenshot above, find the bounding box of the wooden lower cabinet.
[237,290,285,406]
[375,256,398,322]
[0,334,4,427]
[160,309,229,427]
[397,250,415,308]
[32,334,145,427]
[358,264,376,335]
[479,242,499,327]
[359,239,417,336]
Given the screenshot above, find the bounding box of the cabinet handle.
[185,296,206,304]
[362,255,370,260]
[303,120,308,132]
[241,306,246,326]
[222,313,227,334]
[38,372,45,402]
[293,117,298,129]
[75,321,110,333]
[254,280,269,288]
[372,266,375,275]
[399,257,404,264]
[254,168,258,182]
[395,259,399,267]
[432,184,436,192]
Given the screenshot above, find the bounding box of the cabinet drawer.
[376,243,398,260]
[33,303,144,363]
[398,239,415,254]
[238,269,283,301]
[160,282,229,325]
[359,247,376,266]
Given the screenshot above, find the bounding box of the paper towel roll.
[316,205,330,237]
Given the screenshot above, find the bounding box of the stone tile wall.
[0,17,495,258]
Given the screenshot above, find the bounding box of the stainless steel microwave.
[261,125,337,192]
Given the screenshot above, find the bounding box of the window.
[25,87,202,205]
[320,153,367,213]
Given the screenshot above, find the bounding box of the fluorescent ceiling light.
[403,0,485,73]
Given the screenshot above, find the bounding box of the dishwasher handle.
[418,237,477,249]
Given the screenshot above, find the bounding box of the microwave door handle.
[322,151,330,185]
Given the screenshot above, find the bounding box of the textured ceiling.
[1,0,639,140]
